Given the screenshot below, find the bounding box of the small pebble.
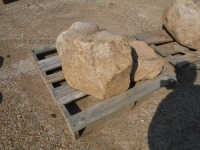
[6,55,11,58]
[109,3,114,7]
[51,113,56,118]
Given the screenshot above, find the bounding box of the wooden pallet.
[135,28,200,70]
[31,43,176,140]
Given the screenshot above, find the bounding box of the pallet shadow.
[2,0,18,4]
[148,62,200,149]
[0,92,3,104]
[0,56,4,68]
[0,56,4,104]
[65,100,82,116]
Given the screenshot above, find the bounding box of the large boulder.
[163,0,200,50]
[129,41,164,82]
[56,23,132,99]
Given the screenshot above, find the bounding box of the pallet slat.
[46,71,65,83]
[54,86,77,99]
[53,85,70,94]
[167,54,200,69]
[38,55,60,67]
[41,61,62,72]
[152,42,179,57]
[173,44,200,57]
[33,44,56,55]
[134,29,174,45]
[190,63,200,70]
[58,91,86,105]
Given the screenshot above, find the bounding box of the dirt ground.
[1,0,200,149]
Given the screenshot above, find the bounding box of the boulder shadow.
[148,62,200,149]
[129,47,138,89]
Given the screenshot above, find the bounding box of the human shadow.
[148,63,200,150]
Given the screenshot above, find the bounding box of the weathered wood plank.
[57,91,86,105]
[37,54,61,72]
[67,73,176,135]
[53,85,77,99]
[33,44,56,55]
[45,52,59,58]
[46,71,65,83]
[167,54,200,69]
[38,55,60,66]
[41,61,62,72]
[61,82,68,86]
[172,44,200,57]
[53,85,69,94]
[190,63,200,70]
[134,30,174,45]
[152,42,179,57]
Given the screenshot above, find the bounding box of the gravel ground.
[0,0,200,149]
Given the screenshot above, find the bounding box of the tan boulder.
[56,27,132,99]
[163,0,200,50]
[129,41,164,82]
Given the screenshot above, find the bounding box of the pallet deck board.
[152,42,179,57]
[41,61,62,72]
[167,54,200,69]
[38,55,60,66]
[46,71,65,83]
[134,29,174,45]
[33,43,56,55]
[57,91,86,105]
[53,86,76,99]
[53,85,71,94]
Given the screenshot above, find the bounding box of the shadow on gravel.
[0,56,3,104]
[148,62,200,149]
[0,56,4,68]
[2,0,18,4]
[0,92,3,104]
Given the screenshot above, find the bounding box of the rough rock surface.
[129,41,164,82]
[56,25,132,99]
[56,22,100,57]
[163,0,200,50]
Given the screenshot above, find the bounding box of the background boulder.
[163,0,200,50]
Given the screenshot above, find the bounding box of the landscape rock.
[129,41,164,82]
[56,27,132,99]
[163,0,200,50]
